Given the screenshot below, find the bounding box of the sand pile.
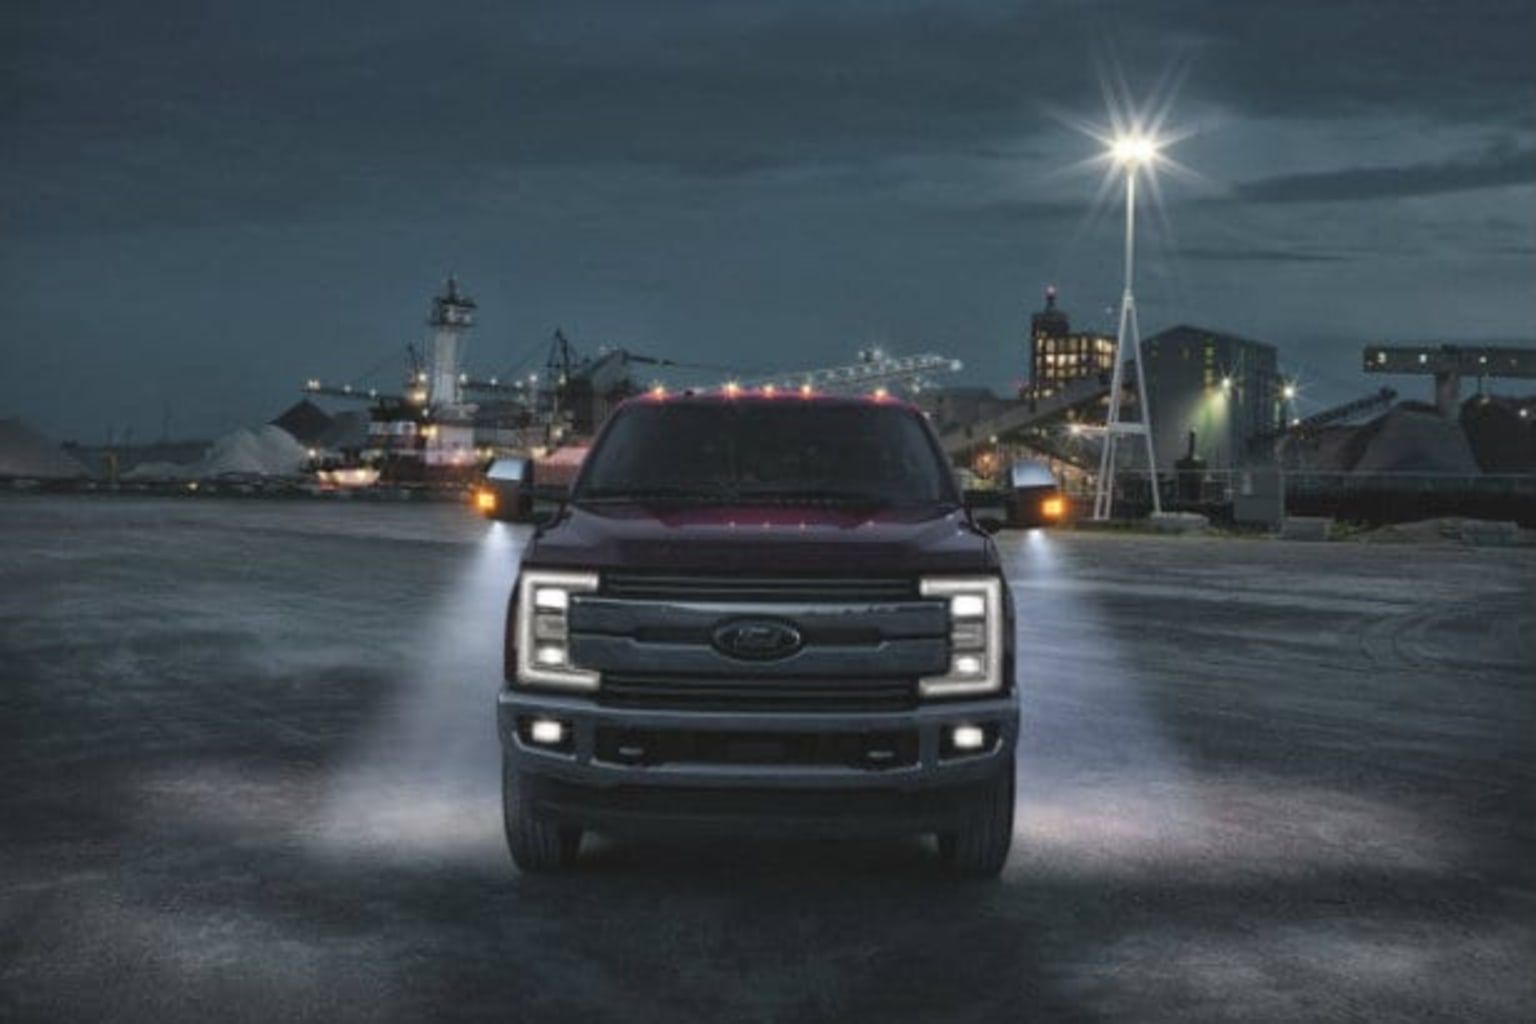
[1352,405,1479,474]
[1290,403,1480,474]
[1362,517,1531,546]
[125,425,307,481]
[0,419,93,479]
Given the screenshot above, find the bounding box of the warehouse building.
[1141,325,1283,473]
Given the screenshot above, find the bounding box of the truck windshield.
[573,402,958,508]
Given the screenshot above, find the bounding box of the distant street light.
[1092,132,1165,520]
[1111,135,1158,165]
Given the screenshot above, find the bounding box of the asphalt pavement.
[1,495,1532,1023]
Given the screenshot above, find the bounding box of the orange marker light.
[1041,496,1065,520]
[475,488,498,514]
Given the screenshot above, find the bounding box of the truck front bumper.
[497,688,1018,836]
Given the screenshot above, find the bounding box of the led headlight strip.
[919,576,1004,697]
[515,569,601,690]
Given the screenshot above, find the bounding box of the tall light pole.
[1092,134,1163,520]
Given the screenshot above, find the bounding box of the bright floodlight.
[1111,134,1159,166]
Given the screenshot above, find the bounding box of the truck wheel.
[938,760,1015,878]
[502,758,582,872]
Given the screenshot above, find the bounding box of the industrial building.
[1026,287,1116,397]
[1141,325,1283,474]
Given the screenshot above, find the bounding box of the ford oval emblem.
[711,619,804,661]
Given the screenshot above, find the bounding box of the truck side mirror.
[973,514,1005,535]
[478,457,535,522]
[958,486,1007,534]
[1003,460,1067,529]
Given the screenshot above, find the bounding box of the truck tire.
[502,758,582,872]
[938,759,1015,878]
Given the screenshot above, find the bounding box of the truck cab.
[497,390,1019,876]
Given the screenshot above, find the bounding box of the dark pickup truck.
[497,391,1019,876]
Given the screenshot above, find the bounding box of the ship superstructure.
[305,278,524,482]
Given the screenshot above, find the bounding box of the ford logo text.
[711,619,804,661]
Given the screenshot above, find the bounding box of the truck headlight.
[919,576,1004,697]
[515,570,600,690]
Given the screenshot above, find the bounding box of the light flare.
[1111,134,1160,167]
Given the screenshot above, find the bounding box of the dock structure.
[937,374,1110,460]
[1364,344,1536,417]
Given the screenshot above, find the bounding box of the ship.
[300,279,652,490]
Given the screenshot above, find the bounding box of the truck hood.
[525,502,996,575]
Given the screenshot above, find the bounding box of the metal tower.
[1092,140,1163,520]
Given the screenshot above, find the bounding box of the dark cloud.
[959,197,1088,222]
[6,0,1533,234]
[1233,145,1536,204]
[1177,246,1352,264]
[1135,0,1536,125]
[2,5,1054,204]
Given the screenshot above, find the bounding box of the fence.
[1061,470,1536,527]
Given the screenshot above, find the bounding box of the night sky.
[4,0,1533,443]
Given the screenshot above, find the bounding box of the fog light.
[950,724,986,751]
[529,718,566,746]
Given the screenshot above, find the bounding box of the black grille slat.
[599,674,916,712]
[602,574,916,603]
[593,727,920,768]
[573,633,946,678]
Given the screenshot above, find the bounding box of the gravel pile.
[124,424,307,481]
[0,418,92,479]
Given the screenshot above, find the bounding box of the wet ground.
[1,495,1532,1023]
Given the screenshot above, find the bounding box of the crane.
[736,347,963,394]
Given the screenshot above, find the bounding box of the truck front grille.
[576,574,941,711]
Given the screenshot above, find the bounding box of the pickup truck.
[496,390,1019,876]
